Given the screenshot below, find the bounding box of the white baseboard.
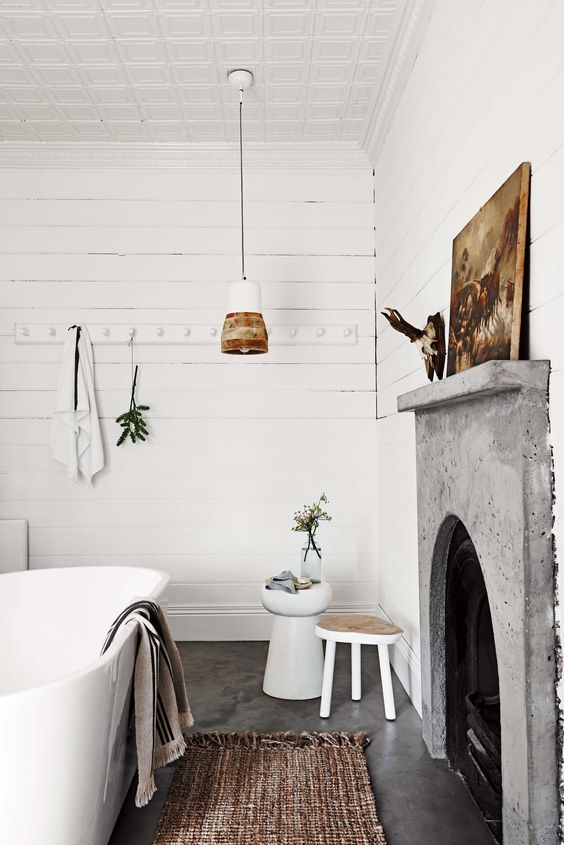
[390,635,422,716]
[168,603,378,642]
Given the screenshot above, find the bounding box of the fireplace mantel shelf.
[397,359,550,414]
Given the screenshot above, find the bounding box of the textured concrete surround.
[398,360,558,844]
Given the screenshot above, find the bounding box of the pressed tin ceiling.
[0,0,429,151]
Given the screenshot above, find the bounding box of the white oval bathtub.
[0,566,169,845]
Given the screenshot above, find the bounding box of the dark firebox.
[445,521,502,842]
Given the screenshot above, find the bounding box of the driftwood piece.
[381,307,445,381]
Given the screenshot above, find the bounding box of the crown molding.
[361,0,436,166]
[0,140,371,171]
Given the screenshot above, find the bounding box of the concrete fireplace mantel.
[398,359,558,845]
[397,358,550,413]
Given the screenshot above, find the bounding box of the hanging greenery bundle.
[116,332,150,446]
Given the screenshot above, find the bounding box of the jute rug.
[153,732,387,845]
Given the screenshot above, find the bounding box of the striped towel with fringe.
[101,599,194,807]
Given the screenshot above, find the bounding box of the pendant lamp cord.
[239,89,246,281]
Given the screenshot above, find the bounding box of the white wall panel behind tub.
[371,0,564,716]
[0,165,378,638]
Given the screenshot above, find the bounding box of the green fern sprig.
[116,365,150,446]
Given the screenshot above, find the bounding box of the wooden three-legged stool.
[315,614,403,720]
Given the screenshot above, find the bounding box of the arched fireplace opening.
[444,520,502,842]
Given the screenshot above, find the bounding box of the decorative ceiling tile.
[136,85,176,103]
[183,103,221,120]
[5,86,47,102]
[215,39,262,62]
[0,104,19,119]
[265,63,305,84]
[265,13,312,37]
[159,15,207,38]
[66,41,120,63]
[144,120,189,139]
[117,41,163,63]
[308,85,346,103]
[44,0,98,8]
[105,13,160,38]
[309,63,352,84]
[315,12,366,36]
[69,125,113,141]
[267,38,310,61]
[1,14,59,40]
[366,11,396,34]
[0,42,20,63]
[58,103,101,120]
[139,103,181,120]
[88,85,137,103]
[0,0,410,145]
[32,66,82,84]
[18,42,69,63]
[265,102,302,121]
[210,0,258,8]
[55,14,108,39]
[99,103,139,120]
[165,40,212,62]
[268,85,302,103]
[172,64,218,84]
[17,103,60,120]
[178,86,219,104]
[360,38,388,61]
[47,86,92,103]
[79,64,130,84]
[212,13,260,37]
[308,103,342,120]
[126,64,172,84]
[311,38,357,62]
[100,1,153,9]
[0,66,34,84]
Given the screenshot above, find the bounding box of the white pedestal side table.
[261,581,332,700]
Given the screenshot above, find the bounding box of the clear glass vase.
[301,544,322,584]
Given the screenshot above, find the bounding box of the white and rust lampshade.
[220,69,269,356]
[221,279,268,355]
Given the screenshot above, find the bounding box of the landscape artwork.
[447,162,531,376]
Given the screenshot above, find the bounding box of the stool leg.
[378,644,396,720]
[320,640,336,718]
[351,643,361,701]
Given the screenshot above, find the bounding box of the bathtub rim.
[0,565,170,701]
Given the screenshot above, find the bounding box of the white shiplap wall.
[373,0,564,712]
[0,164,378,638]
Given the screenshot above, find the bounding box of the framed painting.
[446,162,531,376]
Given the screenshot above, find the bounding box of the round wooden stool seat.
[317,614,403,646]
[315,613,404,720]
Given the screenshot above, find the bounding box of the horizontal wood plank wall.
[0,165,377,639]
[372,0,564,713]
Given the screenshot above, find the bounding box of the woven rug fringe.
[183,731,370,750]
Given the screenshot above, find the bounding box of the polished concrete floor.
[109,641,494,845]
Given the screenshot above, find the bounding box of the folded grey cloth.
[265,570,298,593]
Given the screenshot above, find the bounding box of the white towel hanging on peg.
[50,325,104,484]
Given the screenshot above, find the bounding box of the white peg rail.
[14,323,358,346]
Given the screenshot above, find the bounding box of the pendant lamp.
[221,70,268,355]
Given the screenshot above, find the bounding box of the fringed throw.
[101,599,193,807]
